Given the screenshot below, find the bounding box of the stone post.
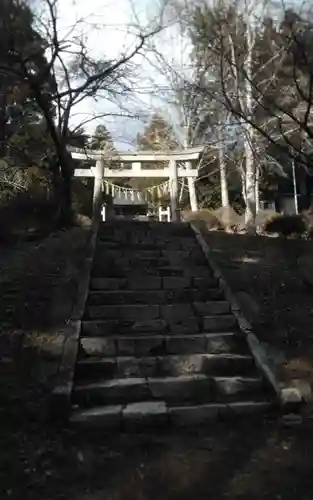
[158,206,171,222]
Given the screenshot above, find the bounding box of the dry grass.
[0,225,91,499]
[202,231,313,393]
[213,206,244,230]
[182,209,222,230]
[0,226,89,411]
[1,420,313,500]
[255,209,279,231]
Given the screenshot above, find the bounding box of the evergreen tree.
[126,113,179,195]
[137,113,178,151]
[91,125,115,151]
[0,0,55,156]
[0,0,56,199]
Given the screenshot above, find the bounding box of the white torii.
[69,146,203,221]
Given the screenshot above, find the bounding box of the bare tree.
[174,0,294,230]
[140,18,229,212]
[211,0,275,231]
[1,0,167,223]
[214,0,313,210]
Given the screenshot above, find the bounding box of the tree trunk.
[29,87,74,227]
[255,165,260,214]
[243,12,256,234]
[244,128,256,233]
[58,149,74,226]
[241,169,247,205]
[218,141,229,207]
[49,148,74,227]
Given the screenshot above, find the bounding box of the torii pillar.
[169,158,179,222]
[186,160,198,212]
[92,160,104,221]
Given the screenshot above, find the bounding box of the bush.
[74,213,92,229]
[213,206,245,231]
[72,178,93,217]
[264,214,307,237]
[0,191,59,245]
[256,209,280,232]
[0,191,57,219]
[0,219,15,245]
[182,209,222,230]
[302,210,313,237]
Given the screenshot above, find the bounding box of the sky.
[49,0,177,150]
[35,0,308,151]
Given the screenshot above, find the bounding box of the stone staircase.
[70,220,276,428]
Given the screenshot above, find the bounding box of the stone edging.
[189,222,303,413]
[49,217,100,421]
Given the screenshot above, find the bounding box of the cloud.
[37,0,186,150]
[51,0,145,147]
[57,0,135,57]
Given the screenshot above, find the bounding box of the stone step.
[69,400,274,428]
[82,318,168,336]
[94,250,162,261]
[98,225,194,234]
[94,248,206,264]
[98,221,192,234]
[87,288,224,306]
[162,249,205,261]
[97,228,194,239]
[86,304,161,321]
[91,265,213,279]
[82,312,237,337]
[203,315,237,331]
[193,301,230,315]
[72,374,264,407]
[97,235,199,248]
[158,302,230,321]
[93,256,171,268]
[85,301,230,320]
[75,353,256,380]
[79,332,246,357]
[95,239,197,251]
[97,225,192,234]
[90,276,219,291]
[69,221,277,427]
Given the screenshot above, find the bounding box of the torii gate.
[69,146,203,221]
